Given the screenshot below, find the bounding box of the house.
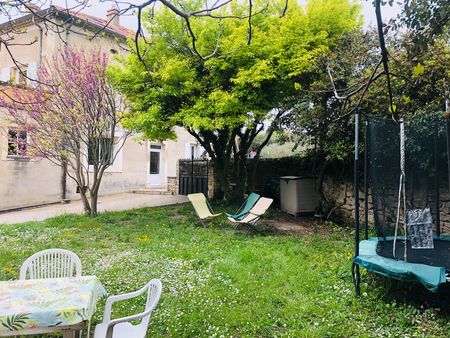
[0,6,201,211]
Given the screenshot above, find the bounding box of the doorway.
[149,144,163,186]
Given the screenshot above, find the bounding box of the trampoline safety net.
[367,114,449,241]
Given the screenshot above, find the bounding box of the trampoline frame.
[352,104,450,295]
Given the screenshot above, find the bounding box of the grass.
[1,203,450,337]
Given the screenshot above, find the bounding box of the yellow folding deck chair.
[227,197,273,234]
[188,193,222,227]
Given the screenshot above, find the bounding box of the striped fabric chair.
[225,192,260,220]
[188,193,222,227]
[227,197,273,234]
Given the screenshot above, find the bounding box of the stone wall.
[178,159,209,177]
[167,176,178,195]
[323,177,450,234]
[207,164,219,199]
[322,177,373,225]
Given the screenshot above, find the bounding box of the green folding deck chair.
[227,197,273,234]
[188,193,222,227]
[225,192,260,220]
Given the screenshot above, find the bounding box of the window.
[185,143,198,158]
[7,129,27,156]
[88,138,113,165]
[9,67,18,84]
[10,65,28,86]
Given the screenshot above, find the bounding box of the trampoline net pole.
[364,121,369,240]
[354,113,360,257]
[353,113,361,295]
[434,119,441,237]
[446,94,450,237]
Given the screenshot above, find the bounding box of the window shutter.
[0,67,10,82]
[26,62,38,86]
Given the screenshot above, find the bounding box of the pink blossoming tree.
[2,48,129,217]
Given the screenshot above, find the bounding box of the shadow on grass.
[364,274,450,313]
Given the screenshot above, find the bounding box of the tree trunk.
[79,187,91,216]
[61,160,67,201]
[248,129,275,192]
[234,154,248,201]
[213,158,231,200]
[248,158,258,193]
[89,169,105,217]
[90,191,98,217]
[316,160,328,203]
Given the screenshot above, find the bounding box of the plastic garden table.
[0,276,107,337]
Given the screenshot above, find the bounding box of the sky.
[3,0,402,30]
[360,0,402,27]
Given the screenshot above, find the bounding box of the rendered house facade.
[0,6,200,211]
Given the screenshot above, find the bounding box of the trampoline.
[352,104,450,294]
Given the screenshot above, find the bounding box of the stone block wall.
[323,177,373,225]
[207,163,216,199]
[323,177,450,235]
[178,159,209,177]
[167,176,177,195]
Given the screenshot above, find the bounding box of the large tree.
[1,48,127,216]
[275,16,449,212]
[109,0,361,199]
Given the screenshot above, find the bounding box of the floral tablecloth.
[0,276,106,332]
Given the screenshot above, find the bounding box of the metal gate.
[178,158,209,195]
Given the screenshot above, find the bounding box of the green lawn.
[1,203,450,337]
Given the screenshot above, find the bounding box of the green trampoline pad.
[353,239,447,292]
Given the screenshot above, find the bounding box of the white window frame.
[10,65,28,86]
[88,127,125,173]
[6,128,29,158]
[185,142,198,159]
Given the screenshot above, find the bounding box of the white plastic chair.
[94,279,162,338]
[19,248,82,280]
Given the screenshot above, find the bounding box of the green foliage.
[281,25,449,175]
[276,29,378,168]
[394,0,450,52]
[405,110,447,174]
[108,0,361,198]
[1,206,450,336]
[108,0,361,141]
